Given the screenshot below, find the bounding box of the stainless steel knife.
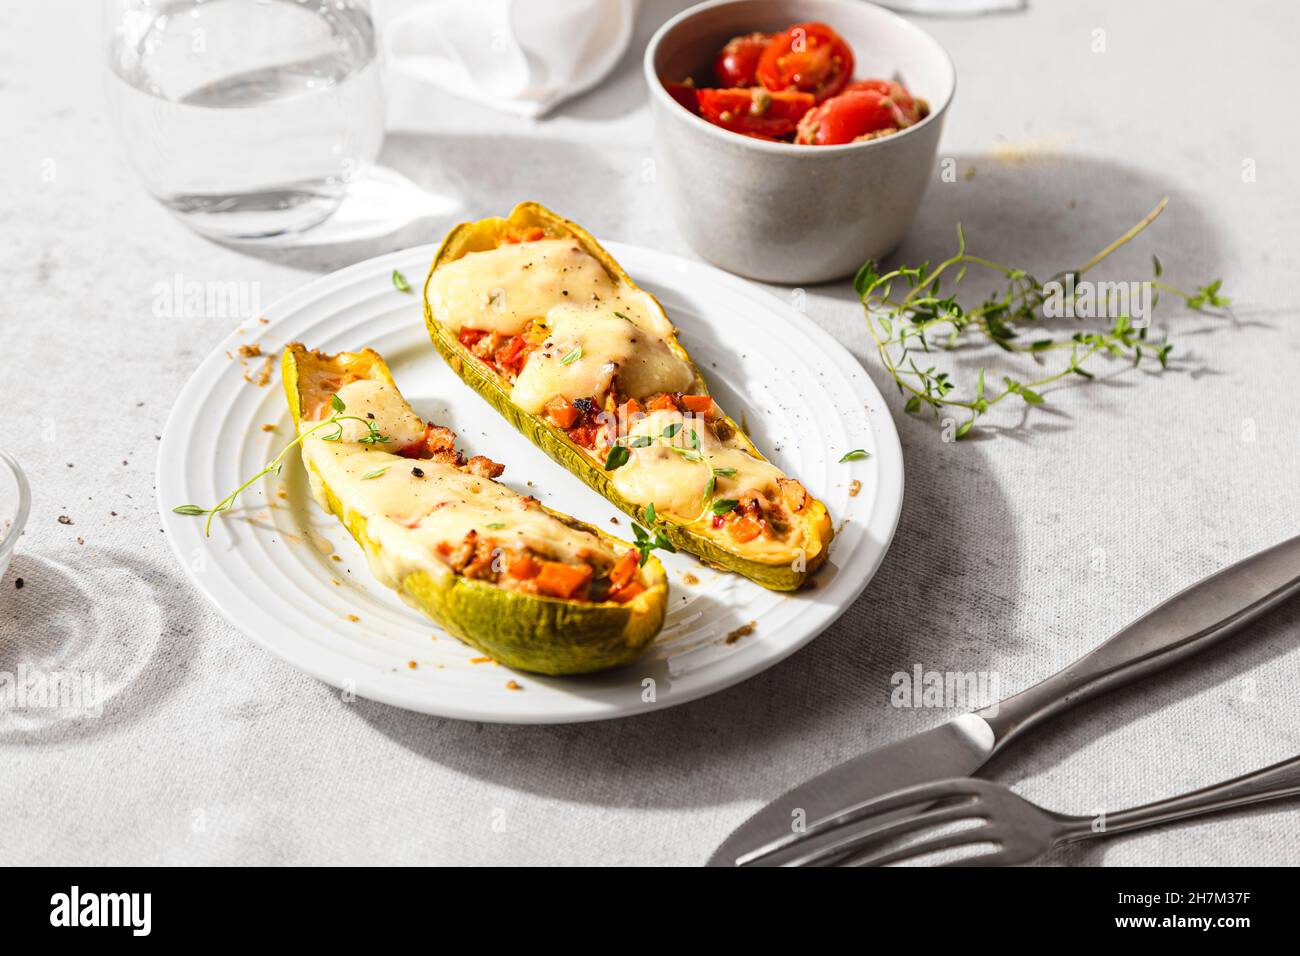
[708,532,1300,866]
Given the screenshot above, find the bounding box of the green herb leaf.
[711,499,739,515]
[712,466,737,478]
[662,423,683,439]
[838,449,870,462]
[485,522,506,530]
[613,311,631,321]
[627,435,654,448]
[360,467,388,480]
[644,502,656,525]
[330,393,346,413]
[559,346,583,366]
[173,504,208,516]
[604,445,630,471]
[392,269,412,294]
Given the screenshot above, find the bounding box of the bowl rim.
[643,0,956,157]
[0,448,31,561]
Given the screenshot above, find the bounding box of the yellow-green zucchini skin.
[422,202,833,591]
[282,343,668,675]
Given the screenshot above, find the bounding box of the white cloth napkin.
[386,0,638,118]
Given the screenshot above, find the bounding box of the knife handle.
[979,532,1300,753]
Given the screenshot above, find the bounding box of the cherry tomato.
[713,32,772,87]
[795,81,926,145]
[843,79,929,125]
[664,81,699,115]
[756,22,854,102]
[697,87,814,137]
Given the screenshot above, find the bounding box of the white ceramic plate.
[156,242,903,723]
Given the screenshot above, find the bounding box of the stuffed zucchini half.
[422,202,833,591]
[282,343,668,675]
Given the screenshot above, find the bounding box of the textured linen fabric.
[2,0,1298,866]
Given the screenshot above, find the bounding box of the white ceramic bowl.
[0,449,31,583]
[645,0,956,284]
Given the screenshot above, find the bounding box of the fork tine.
[737,780,983,866]
[846,824,1000,868]
[777,799,988,868]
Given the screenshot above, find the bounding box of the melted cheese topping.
[300,379,612,589]
[511,305,695,414]
[427,238,675,340]
[607,410,800,556]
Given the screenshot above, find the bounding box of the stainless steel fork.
[762,753,1300,866]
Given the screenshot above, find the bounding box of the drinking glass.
[104,0,387,241]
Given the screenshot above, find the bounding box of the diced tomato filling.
[494,334,531,376]
[609,581,645,604]
[459,327,488,349]
[609,550,640,590]
[502,227,546,244]
[647,392,679,413]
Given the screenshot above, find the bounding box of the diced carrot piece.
[609,581,645,604]
[620,398,643,417]
[508,554,541,579]
[609,550,639,589]
[680,394,713,415]
[728,515,763,543]
[546,396,580,429]
[534,561,593,599]
[647,392,678,412]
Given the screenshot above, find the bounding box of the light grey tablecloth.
[3,0,1298,866]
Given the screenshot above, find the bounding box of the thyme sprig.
[630,503,677,566]
[174,394,390,536]
[855,199,1230,438]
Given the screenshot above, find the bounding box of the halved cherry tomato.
[680,394,714,415]
[713,32,772,87]
[796,86,907,145]
[534,561,593,599]
[664,81,700,115]
[545,396,580,429]
[842,79,928,125]
[756,23,853,103]
[697,87,814,138]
